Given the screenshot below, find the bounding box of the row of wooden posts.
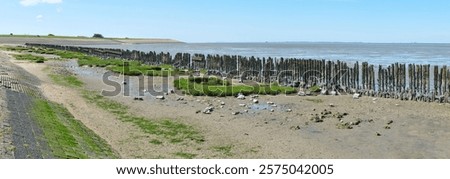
[25,43,450,103]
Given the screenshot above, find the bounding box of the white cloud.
[36,14,44,22]
[20,0,63,6]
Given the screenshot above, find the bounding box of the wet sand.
[91,75,450,158]
[2,48,450,158]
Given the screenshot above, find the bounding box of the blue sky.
[1,0,450,42]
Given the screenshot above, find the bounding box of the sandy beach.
[1,44,450,159]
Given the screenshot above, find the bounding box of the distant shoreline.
[0,35,183,46]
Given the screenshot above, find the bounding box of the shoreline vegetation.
[2,45,295,97]
[175,77,296,96]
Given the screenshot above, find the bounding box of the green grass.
[149,139,163,145]
[31,99,117,158]
[212,145,234,157]
[12,54,46,63]
[49,74,83,87]
[82,91,204,144]
[174,152,197,159]
[309,85,322,92]
[174,77,297,97]
[160,64,175,70]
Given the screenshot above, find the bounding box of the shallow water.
[84,42,450,66]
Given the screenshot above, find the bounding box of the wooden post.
[417,65,425,95]
[446,68,450,103]
[408,64,412,92]
[384,66,387,94]
[366,62,370,91]
[425,64,430,97]
[434,65,439,95]
[345,63,349,89]
[402,64,407,92]
[387,65,394,93]
[361,62,365,90]
[443,65,447,96]
[378,65,382,93]
[370,65,375,91]
[395,63,400,93]
[418,65,423,94]
[321,60,326,85]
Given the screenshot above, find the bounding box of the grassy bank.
[31,99,117,159]
[82,90,204,144]
[0,34,92,39]
[174,77,297,96]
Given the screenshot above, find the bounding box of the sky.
[1,0,450,43]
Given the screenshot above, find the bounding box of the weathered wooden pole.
[443,65,447,96]
[434,65,439,95]
[426,64,430,95]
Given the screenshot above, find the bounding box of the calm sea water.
[86,42,450,66]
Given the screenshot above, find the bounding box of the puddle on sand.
[250,104,273,111]
[249,103,291,112]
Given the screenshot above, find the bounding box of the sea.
[85,42,450,66]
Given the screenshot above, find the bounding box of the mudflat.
[1,46,450,159]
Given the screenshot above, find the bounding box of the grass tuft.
[309,85,321,92]
[174,77,296,97]
[12,54,46,63]
[149,139,163,145]
[212,145,234,157]
[174,152,197,159]
[49,74,83,87]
